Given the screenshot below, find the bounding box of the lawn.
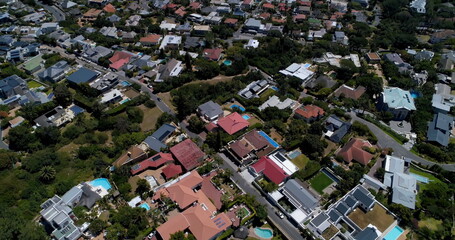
[309,172,333,194]
[348,205,395,232]
[27,80,43,88]
[291,154,309,169]
[409,166,440,183]
[419,218,443,231]
[139,105,163,132]
[321,224,339,240]
[237,207,250,218]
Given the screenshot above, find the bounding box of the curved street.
[350,113,455,171]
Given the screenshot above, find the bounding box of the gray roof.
[283,179,318,211]
[144,124,176,151]
[307,75,336,89]
[354,227,379,240]
[335,202,350,215]
[427,113,454,146]
[384,53,404,65]
[352,185,375,208]
[391,173,416,209]
[38,61,69,81]
[34,106,65,127]
[61,186,83,206]
[0,75,26,99]
[67,67,98,84]
[344,195,357,208]
[328,209,342,223]
[311,213,329,227]
[198,100,223,119]
[415,50,434,61]
[158,58,180,80]
[245,18,261,28]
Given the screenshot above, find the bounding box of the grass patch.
[138,105,163,132]
[27,80,43,88]
[259,88,275,102]
[348,205,395,232]
[291,154,310,169]
[409,166,440,183]
[309,172,333,194]
[321,224,339,240]
[419,218,443,231]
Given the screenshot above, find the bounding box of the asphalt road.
[0,126,9,150]
[37,1,66,21]
[217,152,304,240]
[350,113,455,171]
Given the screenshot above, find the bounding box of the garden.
[309,172,334,194]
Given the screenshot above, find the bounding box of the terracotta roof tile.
[170,139,205,171]
[217,112,249,135]
[338,138,374,165]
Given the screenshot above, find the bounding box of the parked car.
[276,211,284,219]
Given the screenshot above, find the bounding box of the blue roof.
[382,87,416,111]
[67,68,98,84]
[427,113,453,146]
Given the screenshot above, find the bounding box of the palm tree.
[39,166,56,182]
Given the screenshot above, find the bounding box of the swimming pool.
[258,131,279,148]
[120,98,130,104]
[120,81,131,87]
[410,90,420,99]
[271,86,279,91]
[287,150,301,159]
[303,63,311,68]
[139,203,151,211]
[242,114,251,120]
[254,228,273,239]
[230,104,245,112]
[383,226,404,240]
[410,173,430,183]
[90,178,112,191]
[223,60,232,66]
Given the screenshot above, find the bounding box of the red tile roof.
[298,0,312,7]
[203,48,223,61]
[162,163,183,179]
[242,0,252,5]
[224,18,238,25]
[205,122,218,132]
[295,105,325,120]
[338,138,374,166]
[170,139,205,171]
[251,156,288,185]
[333,85,366,100]
[140,34,162,44]
[103,3,116,13]
[175,7,186,17]
[130,152,174,175]
[217,112,249,135]
[189,2,201,9]
[109,51,133,70]
[262,3,275,9]
[259,12,271,19]
[293,14,307,21]
[244,131,269,149]
[201,173,223,210]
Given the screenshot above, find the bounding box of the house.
[238,80,269,99]
[159,35,182,50]
[38,61,69,83]
[217,112,249,135]
[99,26,118,38]
[22,55,43,74]
[430,30,455,44]
[324,115,351,143]
[241,0,254,9]
[193,25,211,35]
[333,31,348,45]
[113,145,147,167]
[184,37,204,49]
[7,47,23,62]
[391,173,417,209]
[427,113,454,146]
[109,51,134,71]
[333,85,366,100]
[377,87,416,120]
[249,156,289,185]
[170,139,205,171]
[176,22,193,34]
[244,39,259,49]
[366,52,381,63]
[243,18,262,32]
[34,106,72,127]
[259,95,297,111]
[82,46,113,63]
[278,179,318,220]
[306,75,336,89]
[383,53,413,74]
[415,49,434,61]
[125,15,141,27]
[80,9,102,23]
[9,116,25,128]
[439,51,455,70]
[142,123,177,152]
[224,18,238,27]
[130,152,174,175]
[432,89,455,114]
[120,31,137,43]
[352,0,369,7]
[411,70,428,86]
[67,67,99,86]
[410,0,426,13]
[100,89,123,104]
[202,48,223,61]
[197,100,223,121]
[140,34,162,46]
[337,138,374,166]
[294,105,325,123]
[155,59,183,82]
[279,63,315,85]
[89,72,118,92]
[161,164,183,180]
[0,75,27,99]
[227,130,273,163]
[103,3,116,13]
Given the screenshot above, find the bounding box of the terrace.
[347,204,395,232]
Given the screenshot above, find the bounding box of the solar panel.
[275,153,287,162]
[151,155,161,161]
[157,130,171,141]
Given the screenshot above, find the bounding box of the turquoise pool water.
[120,81,131,87]
[120,98,130,104]
[223,60,232,66]
[90,178,112,191]
[303,63,311,68]
[287,150,301,159]
[271,86,279,91]
[410,173,430,183]
[258,131,279,148]
[139,203,151,211]
[242,114,250,120]
[410,90,420,99]
[383,226,404,240]
[230,104,245,112]
[255,228,273,239]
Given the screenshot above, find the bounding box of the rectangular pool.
[120,81,131,87]
[383,226,404,240]
[287,150,301,159]
[242,114,251,120]
[410,173,430,183]
[303,63,311,68]
[258,131,279,148]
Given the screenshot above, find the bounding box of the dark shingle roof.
[67,68,98,84]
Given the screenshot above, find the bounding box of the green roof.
[23,55,43,72]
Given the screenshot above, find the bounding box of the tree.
[18,222,48,240]
[54,84,72,107]
[170,231,196,240]
[185,52,192,71]
[255,204,268,221]
[35,126,61,146]
[135,179,150,195]
[374,168,385,181]
[7,125,37,151]
[263,181,278,192]
[126,107,144,124]
[194,59,220,79]
[188,115,205,133]
[89,219,107,235]
[300,134,327,156]
[39,166,56,183]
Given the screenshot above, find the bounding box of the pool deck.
[397,229,409,240]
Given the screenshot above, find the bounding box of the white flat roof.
[268,153,299,175]
[269,190,284,202]
[290,208,307,224]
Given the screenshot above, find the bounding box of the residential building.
[6,47,23,62]
[306,75,336,89]
[383,53,413,74]
[279,63,315,85]
[430,30,455,44]
[352,0,369,7]
[427,113,453,146]
[155,59,183,82]
[243,18,262,32]
[324,115,351,143]
[377,87,416,120]
[103,3,116,13]
[80,9,102,23]
[249,156,289,185]
[244,39,259,49]
[238,80,269,99]
[202,48,223,61]
[125,15,141,27]
[217,112,250,135]
[89,72,118,92]
[439,51,455,70]
[382,155,416,209]
[0,75,27,99]
[259,95,297,111]
[414,49,434,61]
[184,37,204,49]
[337,138,374,166]
[38,61,69,83]
[22,55,43,74]
[113,145,147,167]
[67,67,99,86]
[109,51,134,71]
[193,25,211,35]
[411,70,428,86]
[333,31,349,45]
[142,123,177,152]
[99,26,118,38]
[159,35,182,50]
[432,90,455,114]
[366,52,381,63]
[226,130,273,163]
[170,139,206,171]
[130,152,174,175]
[410,0,426,13]
[294,104,325,123]
[100,89,123,104]
[82,46,113,63]
[140,34,162,46]
[9,116,25,128]
[333,84,366,100]
[197,100,223,121]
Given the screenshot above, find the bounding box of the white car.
[276,211,284,219]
